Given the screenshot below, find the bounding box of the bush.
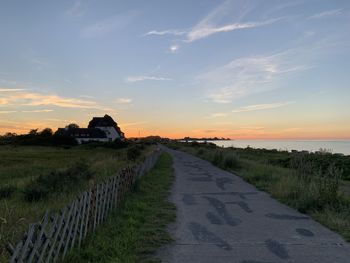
[197,149,204,155]
[23,160,92,202]
[223,152,240,170]
[211,150,224,166]
[127,146,141,161]
[0,185,16,200]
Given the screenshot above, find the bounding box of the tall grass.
[0,145,153,262]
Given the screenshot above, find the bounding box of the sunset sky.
[0,0,349,139]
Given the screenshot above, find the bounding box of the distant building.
[56,114,124,144]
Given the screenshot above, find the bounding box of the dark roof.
[56,128,107,138]
[88,114,124,137]
[88,114,116,128]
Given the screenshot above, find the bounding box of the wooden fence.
[6,149,162,263]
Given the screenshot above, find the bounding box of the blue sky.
[0,0,349,138]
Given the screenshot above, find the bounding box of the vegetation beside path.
[0,142,152,262]
[167,141,350,242]
[65,153,175,263]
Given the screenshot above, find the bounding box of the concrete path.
[158,148,350,263]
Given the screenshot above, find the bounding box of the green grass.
[169,142,350,242]
[65,153,176,263]
[0,144,153,262]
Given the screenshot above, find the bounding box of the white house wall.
[95,126,120,141]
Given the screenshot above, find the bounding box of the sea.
[204,140,350,156]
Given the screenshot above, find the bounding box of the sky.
[0,0,349,139]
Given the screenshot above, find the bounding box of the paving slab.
[158,148,350,263]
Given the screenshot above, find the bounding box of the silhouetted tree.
[28,129,39,135]
[40,128,53,137]
[66,123,79,129]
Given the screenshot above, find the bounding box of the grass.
[65,153,176,263]
[168,141,350,242]
[0,144,153,262]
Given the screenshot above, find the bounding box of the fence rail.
[7,149,162,263]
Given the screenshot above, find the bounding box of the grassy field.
[65,153,175,263]
[0,144,152,262]
[168,141,350,242]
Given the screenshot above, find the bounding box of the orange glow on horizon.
[1,119,349,141]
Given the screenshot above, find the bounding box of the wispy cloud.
[0,109,54,114]
[65,0,88,17]
[239,126,265,130]
[232,101,294,113]
[169,45,179,53]
[145,0,283,49]
[200,49,310,103]
[187,18,282,43]
[0,88,27,92]
[22,109,54,113]
[121,121,148,127]
[81,11,137,38]
[0,110,17,114]
[309,9,343,19]
[115,98,132,104]
[209,112,228,118]
[79,94,95,99]
[144,29,186,36]
[0,88,98,109]
[125,75,172,83]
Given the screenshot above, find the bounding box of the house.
[56,115,124,144]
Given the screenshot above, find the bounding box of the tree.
[40,128,53,137]
[66,123,79,129]
[28,129,38,136]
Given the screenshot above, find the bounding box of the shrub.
[23,160,92,202]
[197,149,204,155]
[0,185,16,200]
[211,150,224,166]
[223,152,240,170]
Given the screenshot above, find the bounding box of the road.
[158,148,350,263]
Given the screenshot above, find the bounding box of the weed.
[0,185,16,200]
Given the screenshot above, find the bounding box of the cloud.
[169,45,179,53]
[145,0,283,49]
[239,126,265,130]
[0,88,99,109]
[81,11,137,38]
[0,109,54,114]
[0,110,17,114]
[79,94,95,99]
[115,98,132,104]
[22,109,54,113]
[0,88,26,92]
[200,49,311,103]
[65,0,88,17]
[232,101,294,113]
[309,9,343,19]
[125,75,172,83]
[144,30,186,36]
[209,112,228,118]
[186,18,282,43]
[121,121,148,127]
